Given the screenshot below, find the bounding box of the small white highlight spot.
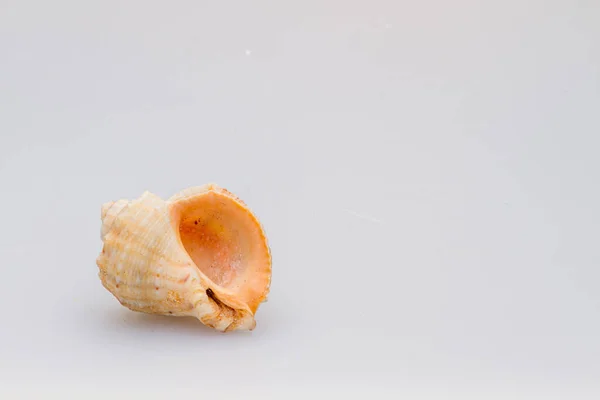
[384,23,392,29]
[245,49,252,56]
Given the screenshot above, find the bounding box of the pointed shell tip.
[101,201,114,220]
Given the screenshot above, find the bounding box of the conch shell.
[96,184,272,332]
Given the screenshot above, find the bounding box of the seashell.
[96,184,272,332]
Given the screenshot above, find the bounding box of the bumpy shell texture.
[96,184,272,332]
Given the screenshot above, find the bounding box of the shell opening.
[176,190,270,312]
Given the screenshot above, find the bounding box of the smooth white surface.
[1,1,599,398]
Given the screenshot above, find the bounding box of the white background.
[1,1,599,398]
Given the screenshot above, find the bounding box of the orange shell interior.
[176,188,271,313]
